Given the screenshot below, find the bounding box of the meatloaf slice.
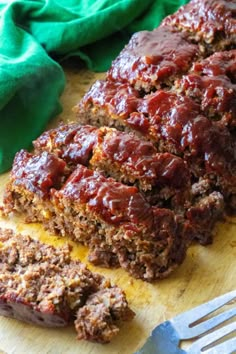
[33,124,100,167]
[0,228,134,343]
[75,79,201,145]
[3,150,190,281]
[175,50,236,129]
[33,123,191,208]
[107,25,200,91]
[74,80,144,132]
[162,0,236,53]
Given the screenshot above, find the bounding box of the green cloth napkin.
[0,0,188,173]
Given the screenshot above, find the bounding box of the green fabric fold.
[0,0,188,173]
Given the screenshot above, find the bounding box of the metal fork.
[135,290,236,354]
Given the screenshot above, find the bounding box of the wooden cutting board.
[0,66,235,354]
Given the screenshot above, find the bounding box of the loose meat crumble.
[0,228,134,343]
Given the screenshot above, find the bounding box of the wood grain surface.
[0,66,235,354]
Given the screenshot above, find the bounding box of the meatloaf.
[0,228,134,343]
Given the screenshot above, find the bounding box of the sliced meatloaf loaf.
[0,228,134,343]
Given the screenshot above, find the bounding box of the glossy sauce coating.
[180,115,235,176]
[11,150,66,198]
[176,50,236,125]
[82,80,141,117]
[192,50,236,77]
[162,0,236,45]
[34,124,99,166]
[107,26,199,88]
[177,74,236,123]
[97,128,190,189]
[136,90,201,147]
[57,165,154,227]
